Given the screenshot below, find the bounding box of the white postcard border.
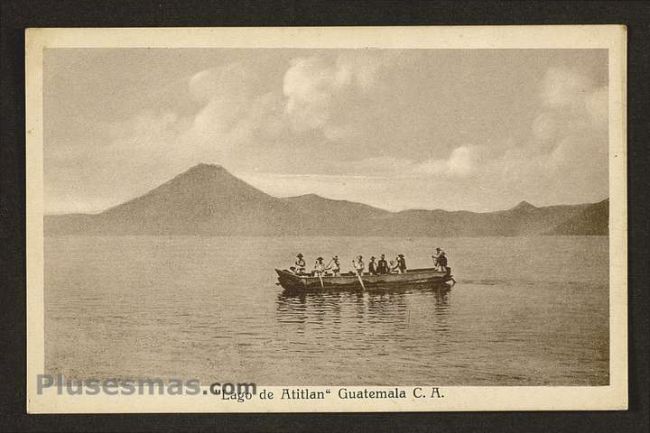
[26,25,628,413]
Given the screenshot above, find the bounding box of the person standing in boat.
[377,254,389,274]
[368,256,378,275]
[313,257,326,277]
[432,247,448,272]
[396,254,407,273]
[352,255,365,276]
[294,253,306,275]
[327,255,341,276]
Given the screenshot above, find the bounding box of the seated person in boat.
[368,256,378,275]
[432,247,448,271]
[294,253,306,275]
[326,255,341,276]
[377,254,389,274]
[396,254,407,273]
[352,255,365,276]
[313,257,325,276]
[389,259,398,273]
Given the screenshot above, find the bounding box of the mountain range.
[44,164,609,237]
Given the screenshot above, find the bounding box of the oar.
[355,271,366,291]
[318,272,324,289]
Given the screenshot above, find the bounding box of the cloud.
[188,63,260,102]
[335,145,480,180]
[539,66,607,132]
[186,63,287,149]
[532,112,559,142]
[283,57,338,131]
[282,54,388,140]
[93,62,609,211]
[118,63,289,160]
[528,67,608,158]
[416,146,478,177]
[67,62,291,210]
[45,50,610,214]
[442,66,610,205]
[541,67,595,109]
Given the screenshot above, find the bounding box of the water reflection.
[276,284,452,328]
[432,289,451,332]
[434,289,450,312]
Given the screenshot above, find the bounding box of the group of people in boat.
[353,254,407,276]
[289,248,448,277]
[291,254,344,277]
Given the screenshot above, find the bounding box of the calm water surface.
[45,236,608,385]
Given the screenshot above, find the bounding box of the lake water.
[44,235,609,386]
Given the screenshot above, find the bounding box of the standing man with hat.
[396,254,407,274]
[432,247,448,272]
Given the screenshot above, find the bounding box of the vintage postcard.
[26,26,627,413]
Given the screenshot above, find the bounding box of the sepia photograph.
[25,26,627,413]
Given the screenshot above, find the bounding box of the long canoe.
[275,267,454,292]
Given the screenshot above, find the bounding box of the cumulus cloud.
[45,50,610,214]
[282,53,389,141]
[113,63,289,165]
[402,66,609,205]
[68,61,295,210]
[102,61,608,212]
[283,57,338,131]
[186,63,287,149]
[526,67,608,161]
[80,54,395,206]
[482,65,609,203]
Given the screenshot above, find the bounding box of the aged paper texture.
[26,25,627,413]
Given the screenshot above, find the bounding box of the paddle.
[318,273,324,289]
[355,271,366,291]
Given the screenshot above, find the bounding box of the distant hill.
[548,199,609,235]
[46,164,302,236]
[45,164,609,237]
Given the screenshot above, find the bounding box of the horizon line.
[44,163,609,217]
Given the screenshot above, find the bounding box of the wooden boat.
[275,267,454,292]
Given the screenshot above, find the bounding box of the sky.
[44,48,609,214]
